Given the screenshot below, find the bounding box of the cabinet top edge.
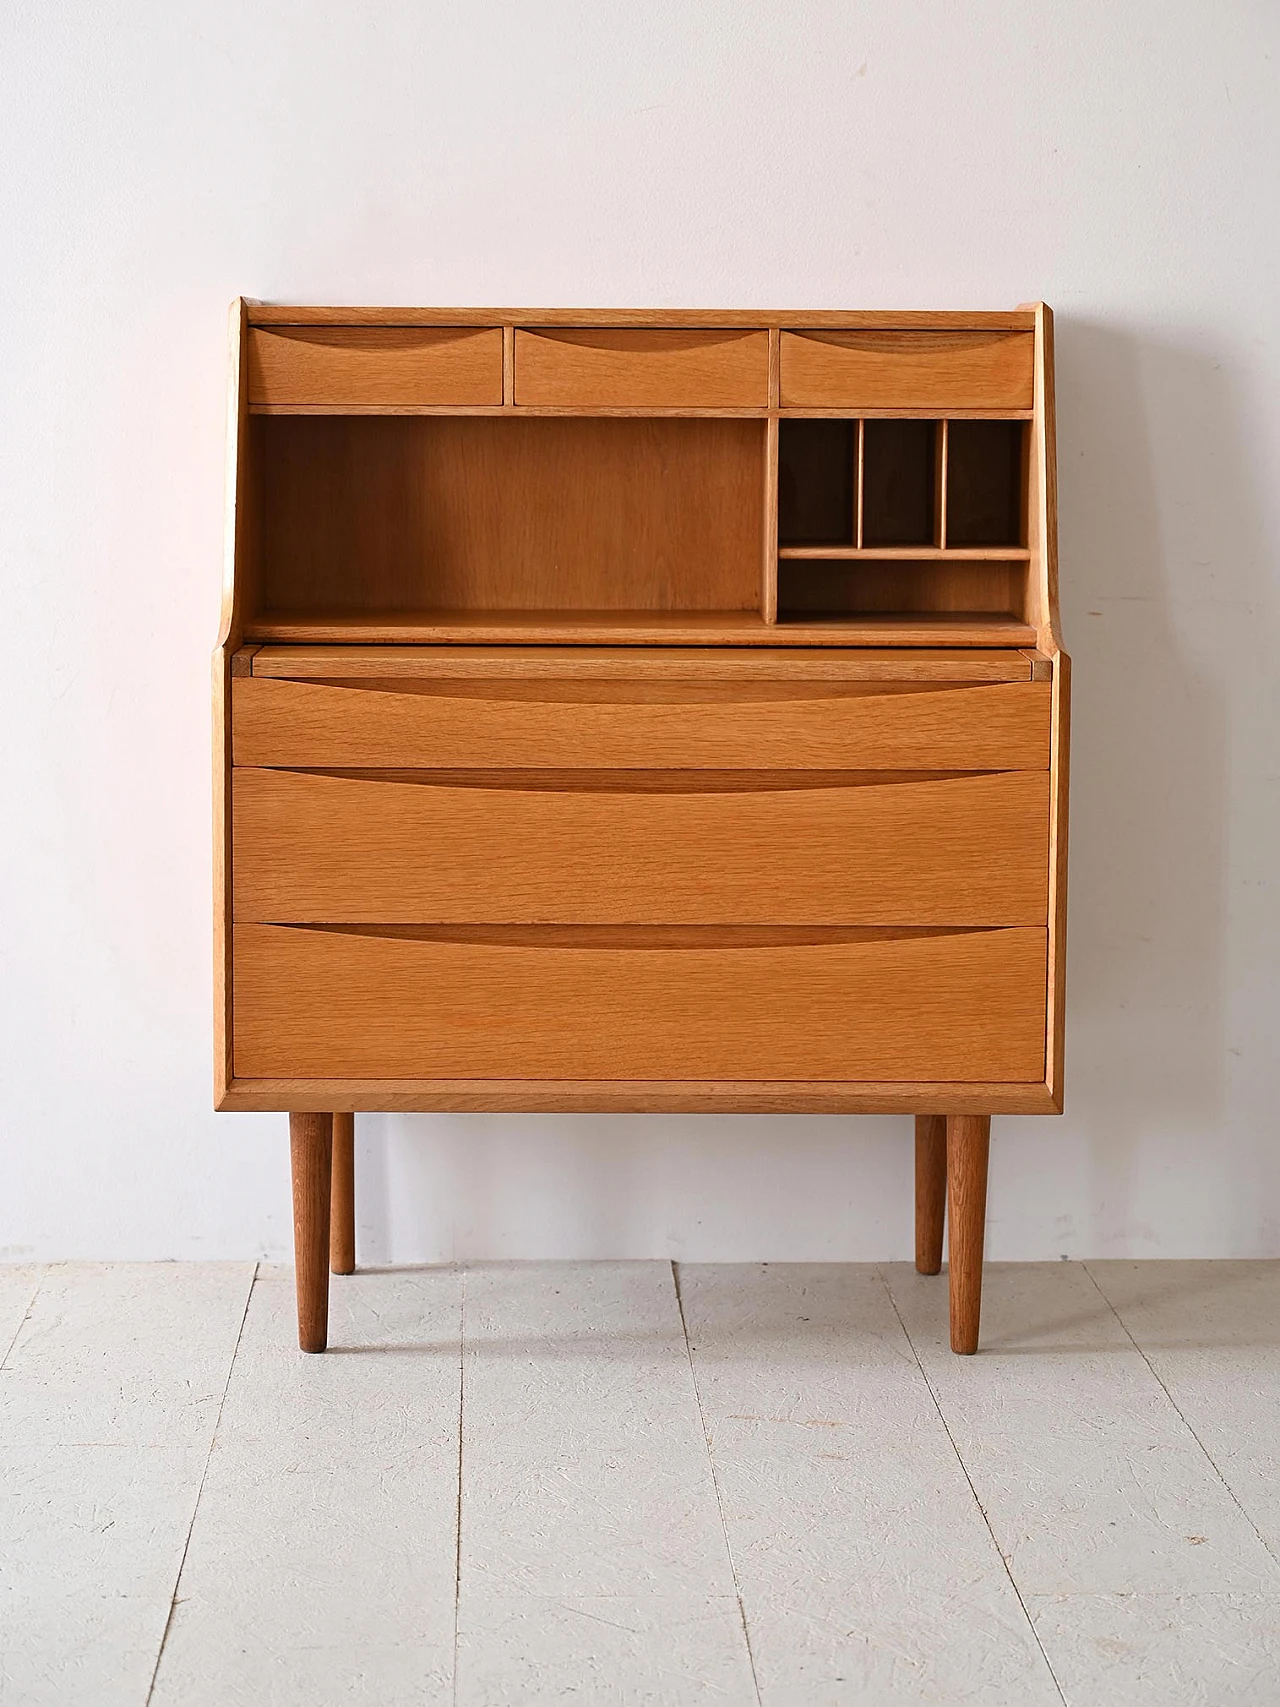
[242,304,1043,331]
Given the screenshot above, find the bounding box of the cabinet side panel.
[214,300,249,1104]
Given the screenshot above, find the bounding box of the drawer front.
[232,679,1050,771]
[233,924,1048,1082]
[780,330,1034,410]
[247,326,504,407]
[514,328,770,407]
[233,768,1049,926]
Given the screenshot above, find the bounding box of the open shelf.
[861,420,938,547]
[243,395,1039,649]
[946,420,1026,547]
[250,414,765,623]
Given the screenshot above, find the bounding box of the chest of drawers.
[215,304,1068,1355]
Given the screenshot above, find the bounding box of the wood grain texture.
[947,1113,991,1353]
[329,1112,355,1275]
[220,1077,1058,1114]
[234,925,1048,1083]
[514,328,769,407]
[231,678,1051,771]
[244,610,1039,647]
[249,645,1037,683]
[246,305,1038,330]
[251,414,763,618]
[777,559,1029,624]
[780,330,1035,410]
[289,1112,333,1352]
[212,300,249,1106]
[247,326,503,407]
[232,767,1051,926]
[915,1114,947,1274]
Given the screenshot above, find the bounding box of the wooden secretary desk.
[214,302,1068,1356]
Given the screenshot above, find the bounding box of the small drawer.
[233,923,1048,1082]
[514,328,769,407]
[780,330,1034,410]
[232,768,1050,927]
[247,326,504,407]
[231,677,1050,771]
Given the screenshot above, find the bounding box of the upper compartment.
[227,305,1052,648]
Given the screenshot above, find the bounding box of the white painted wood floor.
[3,1261,1279,1705]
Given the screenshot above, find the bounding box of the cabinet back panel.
[778,419,856,545]
[947,420,1025,546]
[778,559,1027,620]
[252,415,764,615]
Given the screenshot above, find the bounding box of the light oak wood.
[234,924,1048,1083]
[330,1112,355,1275]
[232,767,1050,926]
[244,610,1039,647]
[762,414,779,624]
[947,1114,991,1353]
[251,415,763,620]
[216,303,1069,1355]
[248,645,1038,683]
[232,678,1050,771]
[247,326,503,407]
[223,1078,1061,1115]
[776,547,1031,561]
[514,328,770,407]
[780,330,1035,410]
[289,1112,333,1352]
[777,559,1029,626]
[247,305,1038,330]
[212,300,250,1105]
[915,1114,947,1274]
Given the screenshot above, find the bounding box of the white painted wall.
[2,1,1278,1263]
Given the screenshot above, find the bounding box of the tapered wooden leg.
[330,1113,356,1275]
[914,1115,947,1275]
[946,1114,991,1354]
[290,1112,333,1352]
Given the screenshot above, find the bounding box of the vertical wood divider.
[762,416,779,624]
[855,419,866,549]
[502,325,515,408]
[936,419,949,550]
[762,327,781,624]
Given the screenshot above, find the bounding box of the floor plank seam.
[143,1261,259,1707]
[1081,1261,1280,1572]
[878,1267,1070,1707]
[0,1264,47,1369]
[670,1260,763,1707]
[451,1264,467,1707]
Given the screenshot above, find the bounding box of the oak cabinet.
[215,303,1068,1355]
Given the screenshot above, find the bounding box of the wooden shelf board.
[777,546,1031,561]
[245,305,1039,332]
[248,403,1034,422]
[245,609,1038,647]
[246,644,1038,682]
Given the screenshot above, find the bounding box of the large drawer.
[231,678,1051,771]
[247,326,504,407]
[780,329,1034,410]
[233,768,1049,926]
[233,924,1048,1082]
[514,328,769,407]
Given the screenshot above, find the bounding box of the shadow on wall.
[1053,318,1278,1252]
[351,319,1279,1263]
